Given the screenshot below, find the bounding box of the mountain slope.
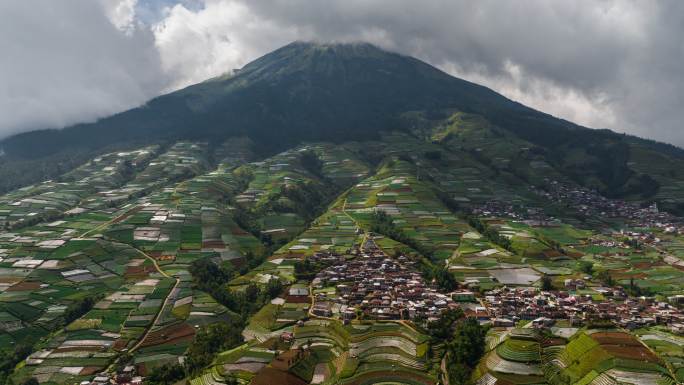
[2,41,684,210]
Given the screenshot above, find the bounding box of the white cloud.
[152,0,300,90]
[0,0,168,137]
[100,0,139,33]
[440,60,618,131]
[147,0,684,145]
[2,0,683,146]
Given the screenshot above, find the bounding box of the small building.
[493,318,515,327]
[289,287,309,296]
[452,291,476,302]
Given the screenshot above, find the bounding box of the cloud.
[0,0,168,137]
[152,0,301,90]
[150,0,684,145]
[99,0,138,33]
[2,0,684,146]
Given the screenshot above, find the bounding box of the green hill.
[2,41,684,209]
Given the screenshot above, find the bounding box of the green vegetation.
[370,211,457,291]
[2,42,684,385]
[426,309,486,384]
[370,211,435,259]
[467,216,512,251]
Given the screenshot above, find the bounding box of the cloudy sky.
[2,0,683,145]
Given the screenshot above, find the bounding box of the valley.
[0,43,683,385]
[1,132,683,385]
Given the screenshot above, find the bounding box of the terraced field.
[2,136,684,385]
[550,330,674,385]
[340,157,471,260]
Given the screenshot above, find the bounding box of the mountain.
[2,41,684,211]
[4,42,684,385]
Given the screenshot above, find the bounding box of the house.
[289,287,309,296]
[532,317,555,328]
[313,302,332,317]
[452,291,476,302]
[280,331,295,342]
[493,318,515,327]
[670,323,684,335]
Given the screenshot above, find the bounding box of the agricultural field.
[476,327,678,385]
[1,138,684,385]
[194,320,436,385]
[233,144,369,246]
[341,156,471,260]
[550,329,674,385]
[1,237,167,383]
[635,328,684,383]
[0,146,157,229]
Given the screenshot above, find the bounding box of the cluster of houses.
[474,180,683,232]
[532,180,680,229]
[480,285,684,333]
[310,240,458,321]
[80,366,142,385]
[470,200,554,225]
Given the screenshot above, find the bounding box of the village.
[479,284,684,333]
[300,234,684,337]
[472,179,683,232]
[532,180,681,229]
[309,239,457,321]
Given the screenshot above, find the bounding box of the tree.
[427,308,464,340]
[541,275,554,291]
[425,264,458,292]
[64,294,101,326]
[0,345,35,385]
[146,364,185,385]
[579,261,593,275]
[266,278,283,298]
[446,362,471,385]
[294,257,318,280]
[598,270,614,286]
[447,317,486,367]
[185,322,244,375]
[429,312,486,385]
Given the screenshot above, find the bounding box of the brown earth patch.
[112,339,129,351]
[602,345,659,363]
[251,367,307,385]
[566,250,584,258]
[140,322,196,347]
[202,241,225,248]
[590,332,640,346]
[53,346,103,353]
[543,250,562,258]
[344,370,435,385]
[633,262,656,269]
[79,367,102,376]
[124,265,154,278]
[230,227,250,236]
[286,295,310,304]
[7,281,41,291]
[611,272,647,280]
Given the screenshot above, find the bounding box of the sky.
[1,0,683,145]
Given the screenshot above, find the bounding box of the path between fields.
[624,325,679,381]
[308,196,366,322]
[129,248,180,353]
[78,205,140,238]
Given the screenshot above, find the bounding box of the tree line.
[370,211,457,292]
